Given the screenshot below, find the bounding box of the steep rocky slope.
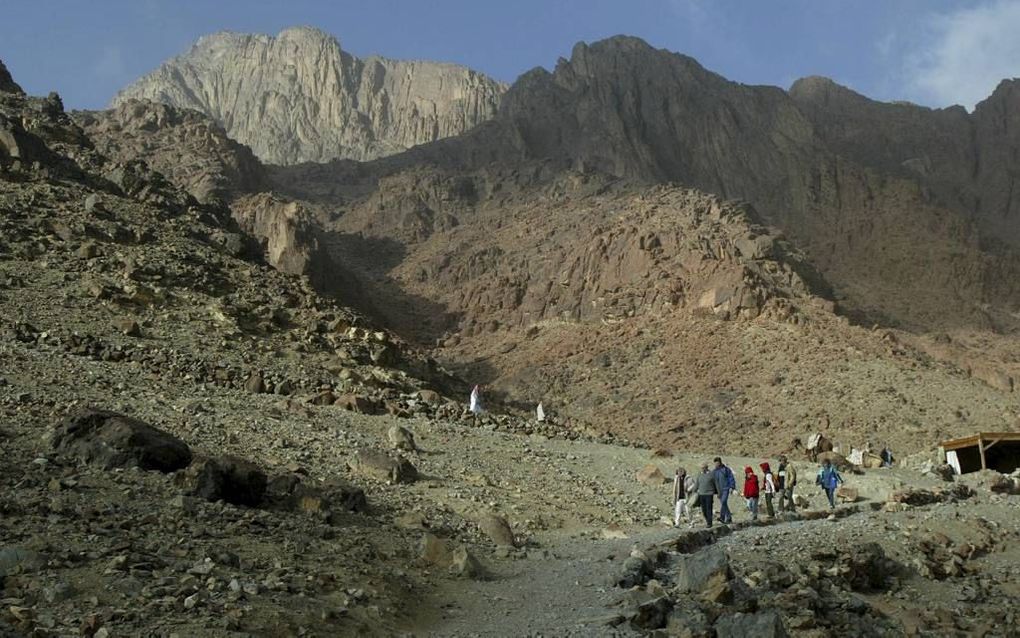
[74,99,265,205]
[790,76,1020,247]
[114,26,507,164]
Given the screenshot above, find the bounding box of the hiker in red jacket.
[743,466,760,521]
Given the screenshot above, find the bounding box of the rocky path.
[411,505,871,636]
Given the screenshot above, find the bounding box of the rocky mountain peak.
[0,58,24,94]
[114,27,508,165]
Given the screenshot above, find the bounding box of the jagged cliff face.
[113,27,507,165]
[789,76,1020,248]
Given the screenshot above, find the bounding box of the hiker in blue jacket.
[816,458,844,509]
[713,457,736,524]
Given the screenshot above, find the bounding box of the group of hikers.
[671,455,845,527]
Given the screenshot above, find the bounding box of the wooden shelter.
[939,432,1020,474]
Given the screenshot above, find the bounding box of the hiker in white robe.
[469,385,483,414]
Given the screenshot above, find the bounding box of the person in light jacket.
[760,462,776,518]
[672,467,695,527]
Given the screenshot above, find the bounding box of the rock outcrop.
[0,59,23,94]
[113,26,507,164]
[75,100,265,205]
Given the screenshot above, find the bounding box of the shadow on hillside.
[311,230,461,347]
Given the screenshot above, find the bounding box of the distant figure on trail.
[672,467,694,527]
[694,463,717,528]
[536,402,546,422]
[760,462,776,518]
[777,454,797,512]
[743,466,760,521]
[880,445,894,468]
[712,457,736,524]
[816,458,844,509]
[469,385,483,414]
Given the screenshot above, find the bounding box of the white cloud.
[906,0,1020,110]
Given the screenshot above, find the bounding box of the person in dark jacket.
[743,466,760,521]
[694,463,717,527]
[712,457,736,524]
[816,459,844,509]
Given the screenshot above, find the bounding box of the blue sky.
[1,0,1018,111]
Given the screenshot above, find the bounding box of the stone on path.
[387,425,417,452]
[51,408,192,472]
[350,449,418,484]
[715,610,788,638]
[636,463,666,486]
[183,455,267,506]
[478,513,516,547]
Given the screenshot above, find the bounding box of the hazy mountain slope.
[113,26,507,164]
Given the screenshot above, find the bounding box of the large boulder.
[387,425,417,451]
[182,456,267,506]
[673,545,732,602]
[265,474,367,517]
[478,514,517,547]
[51,409,192,472]
[349,449,418,484]
[715,610,788,638]
[636,463,667,486]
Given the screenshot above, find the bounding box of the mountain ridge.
[114,26,508,165]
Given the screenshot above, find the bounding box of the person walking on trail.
[777,455,797,512]
[743,466,760,521]
[672,467,694,527]
[694,463,717,528]
[713,457,736,524]
[760,462,776,518]
[469,385,483,415]
[880,445,894,468]
[816,459,844,509]
[780,455,798,512]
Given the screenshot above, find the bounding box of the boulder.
[715,610,788,638]
[265,474,366,517]
[615,556,653,589]
[183,456,267,506]
[350,449,418,484]
[478,514,516,547]
[51,409,192,472]
[417,389,443,405]
[387,425,417,451]
[836,486,859,503]
[0,547,43,579]
[673,545,732,601]
[636,463,667,486]
[244,373,266,394]
[420,533,452,567]
[335,393,379,414]
[308,390,336,406]
[630,597,673,631]
[450,546,483,578]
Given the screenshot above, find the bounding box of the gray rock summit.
[113,26,507,164]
